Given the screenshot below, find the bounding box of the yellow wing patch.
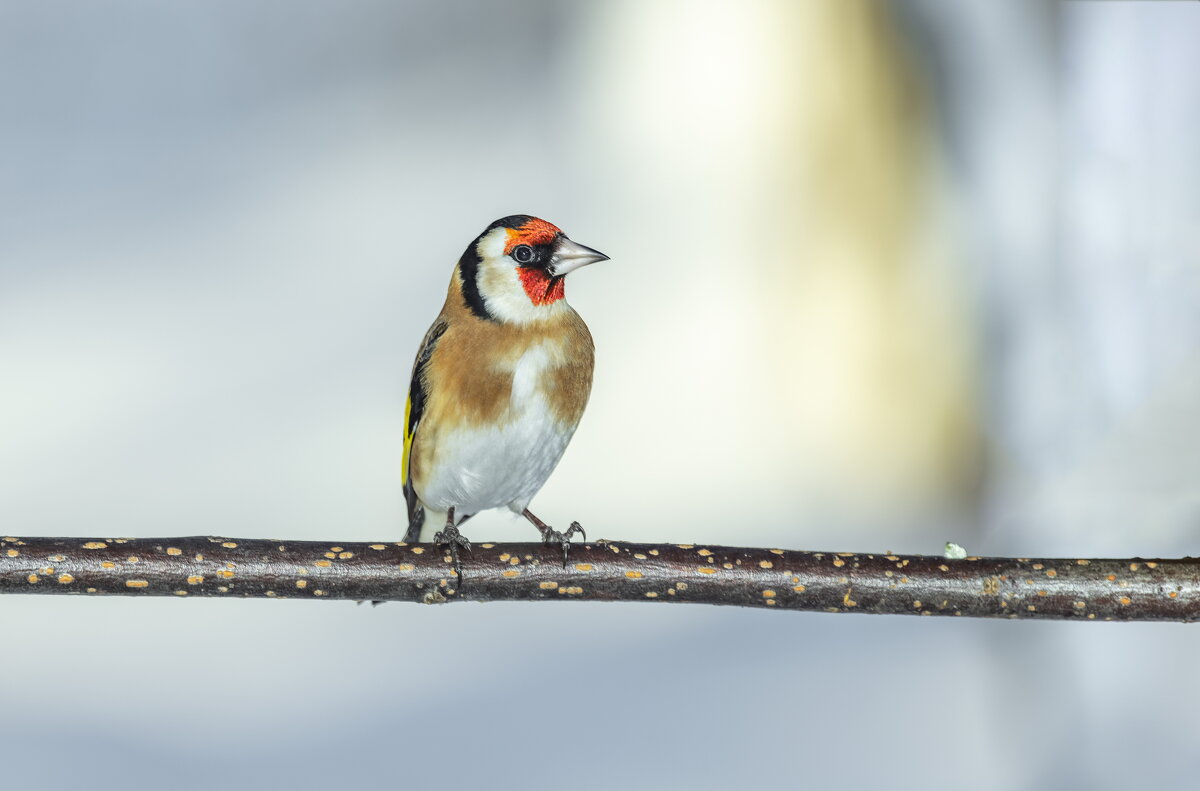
[402,394,413,485]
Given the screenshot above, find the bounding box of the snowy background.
[3,1,1199,788]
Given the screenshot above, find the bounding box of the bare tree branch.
[1,534,1196,620]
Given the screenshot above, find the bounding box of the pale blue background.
[3,2,1200,789]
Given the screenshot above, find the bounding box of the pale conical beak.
[548,237,609,277]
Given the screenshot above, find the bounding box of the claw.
[537,521,586,568]
[433,524,472,584]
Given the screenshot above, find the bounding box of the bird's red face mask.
[504,219,608,306]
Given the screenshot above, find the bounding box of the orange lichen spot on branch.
[187,575,204,585]
[295,580,308,589]
[125,580,149,589]
[221,542,238,549]
[698,566,717,575]
[843,589,857,607]
[539,581,558,590]
[166,547,182,556]
[57,573,74,584]
[410,547,425,555]
[338,552,354,559]
[502,570,520,578]
[369,544,387,551]
[574,563,593,572]
[770,549,785,556]
[4,549,17,558]
[314,560,332,568]
[1046,569,1058,578]
[82,542,108,550]
[398,563,415,572]
[645,591,659,598]
[833,558,846,568]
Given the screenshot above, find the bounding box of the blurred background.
[3,0,1199,788]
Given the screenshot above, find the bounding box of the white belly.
[418,343,579,516]
[420,400,574,515]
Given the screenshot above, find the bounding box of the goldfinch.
[401,215,608,575]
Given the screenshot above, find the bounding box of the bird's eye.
[513,245,534,264]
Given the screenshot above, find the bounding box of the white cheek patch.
[474,229,569,325]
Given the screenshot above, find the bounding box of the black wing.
[402,319,448,542]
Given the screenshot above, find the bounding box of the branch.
[1,535,1196,621]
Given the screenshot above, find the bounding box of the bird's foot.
[433,523,472,583]
[538,521,586,568]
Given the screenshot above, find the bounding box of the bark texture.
[1,535,1196,621]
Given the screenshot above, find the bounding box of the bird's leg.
[433,506,472,583]
[522,508,586,568]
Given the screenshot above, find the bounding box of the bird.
[401,215,609,579]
